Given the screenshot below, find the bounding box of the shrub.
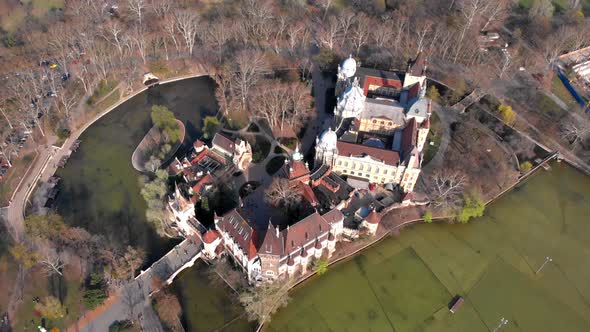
[83,289,108,309]
[456,191,485,224]
[498,104,516,125]
[426,86,441,104]
[520,161,533,172]
[423,211,433,223]
[203,116,221,139]
[314,258,329,275]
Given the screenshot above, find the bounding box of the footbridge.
[69,236,204,332]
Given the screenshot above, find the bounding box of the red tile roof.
[321,209,344,225]
[192,174,214,196]
[190,149,209,164]
[295,182,318,206]
[203,230,221,244]
[283,212,330,254]
[408,52,426,77]
[217,209,256,259]
[337,141,400,166]
[259,223,284,256]
[212,133,235,154]
[286,160,310,181]
[407,82,421,100]
[193,140,205,149]
[401,118,417,157]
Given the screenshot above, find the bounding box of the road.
[300,68,335,156]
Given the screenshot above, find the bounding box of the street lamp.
[535,256,553,274]
[492,317,509,332]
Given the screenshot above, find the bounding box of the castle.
[167,54,433,284]
[315,53,431,193]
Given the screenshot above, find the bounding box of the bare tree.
[127,0,146,26]
[561,114,590,150]
[163,15,181,55]
[40,249,65,276]
[314,16,340,50]
[150,0,174,18]
[174,10,200,56]
[233,51,268,112]
[102,21,126,59]
[130,26,149,64]
[428,170,468,209]
[481,0,509,31]
[351,13,371,55]
[55,89,79,119]
[265,178,302,209]
[454,0,489,63]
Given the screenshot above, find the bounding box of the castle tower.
[336,55,357,96]
[314,128,338,168]
[403,52,427,89]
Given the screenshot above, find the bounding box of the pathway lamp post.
[535,256,553,274]
[492,317,508,332]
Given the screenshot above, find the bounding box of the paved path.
[301,68,334,155]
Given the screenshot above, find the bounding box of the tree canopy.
[151,105,181,143]
[456,191,486,223]
[239,281,292,324]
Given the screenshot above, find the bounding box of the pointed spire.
[275,224,279,237]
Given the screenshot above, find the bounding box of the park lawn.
[0,6,26,33]
[87,80,118,106]
[93,88,121,115]
[147,60,172,79]
[243,134,271,163]
[423,111,441,165]
[536,92,566,119]
[12,267,84,331]
[30,0,64,18]
[226,111,249,130]
[0,254,18,314]
[551,75,578,108]
[468,258,589,332]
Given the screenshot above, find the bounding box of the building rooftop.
[212,133,235,154]
[337,141,400,166]
[283,212,331,254]
[361,98,406,124]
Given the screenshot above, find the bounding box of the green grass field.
[268,162,590,331]
[551,75,578,109]
[423,111,441,165]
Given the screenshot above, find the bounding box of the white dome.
[341,56,357,78]
[318,128,338,151]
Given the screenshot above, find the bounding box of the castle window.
[338,161,342,166]
[351,171,355,175]
[380,121,385,125]
[372,120,377,124]
[388,122,393,126]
